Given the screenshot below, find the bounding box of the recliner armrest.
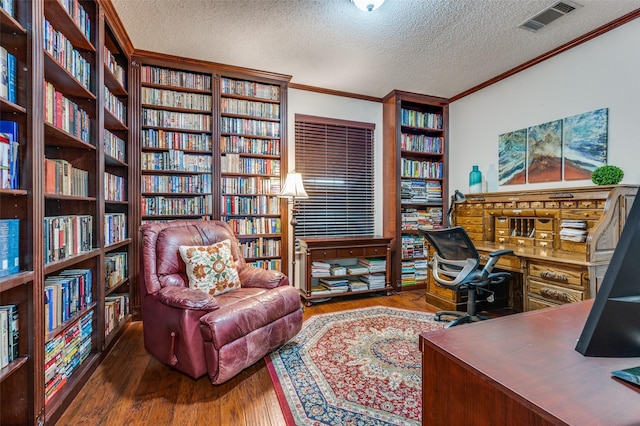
[239,266,288,289]
[489,249,514,258]
[156,286,219,311]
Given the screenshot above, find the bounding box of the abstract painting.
[563,108,608,180]
[498,129,527,185]
[527,120,562,183]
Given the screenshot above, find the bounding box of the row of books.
[44,81,91,143]
[401,133,443,154]
[104,45,126,89]
[225,217,282,235]
[44,19,91,91]
[401,158,443,179]
[221,195,280,215]
[141,108,212,132]
[238,237,281,258]
[221,97,280,119]
[141,86,212,111]
[104,213,127,246]
[220,77,280,101]
[0,120,19,190]
[0,46,18,104]
[59,0,91,41]
[44,268,93,332]
[44,215,93,264]
[105,293,129,337]
[141,174,211,194]
[311,258,386,277]
[312,273,386,295]
[105,172,126,202]
[105,252,127,289]
[104,129,126,163]
[402,235,427,259]
[248,259,281,270]
[141,65,212,91]
[0,304,18,368]
[401,259,428,286]
[141,129,212,151]
[0,219,19,278]
[141,150,212,172]
[45,310,93,404]
[221,176,280,195]
[221,153,280,175]
[220,117,280,138]
[141,195,212,216]
[44,158,89,197]
[400,108,443,130]
[401,179,442,204]
[402,207,443,230]
[220,135,280,156]
[104,87,127,124]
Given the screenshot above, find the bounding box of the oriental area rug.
[265,306,445,425]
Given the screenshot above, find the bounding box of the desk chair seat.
[419,226,513,328]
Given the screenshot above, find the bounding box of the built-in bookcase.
[138,64,214,221]
[0,1,134,424]
[219,76,284,270]
[383,90,448,291]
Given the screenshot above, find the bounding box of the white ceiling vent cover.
[519,1,582,32]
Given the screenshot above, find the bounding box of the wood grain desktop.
[420,300,640,425]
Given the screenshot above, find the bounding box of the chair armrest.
[239,266,289,289]
[489,249,514,258]
[156,286,219,311]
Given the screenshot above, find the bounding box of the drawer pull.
[323,251,328,256]
[479,255,489,261]
[540,288,571,302]
[539,241,547,247]
[540,271,568,282]
[540,233,548,238]
[498,237,506,243]
[517,239,525,245]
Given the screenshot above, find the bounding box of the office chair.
[418,226,513,328]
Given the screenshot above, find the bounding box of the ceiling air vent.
[519,1,582,32]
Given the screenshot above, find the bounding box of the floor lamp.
[279,172,308,287]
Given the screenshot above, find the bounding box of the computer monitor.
[575,191,640,357]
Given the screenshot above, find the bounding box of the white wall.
[285,88,383,282]
[449,18,640,196]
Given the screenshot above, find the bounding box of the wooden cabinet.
[383,90,448,291]
[298,236,392,306]
[443,185,639,313]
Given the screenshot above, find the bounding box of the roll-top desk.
[433,185,638,312]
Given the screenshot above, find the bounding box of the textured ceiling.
[111,0,640,99]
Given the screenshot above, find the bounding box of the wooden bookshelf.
[0,1,135,424]
[131,51,291,274]
[383,90,449,292]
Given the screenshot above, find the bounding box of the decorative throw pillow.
[178,239,241,296]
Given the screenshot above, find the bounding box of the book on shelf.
[1,0,15,18]
[0,47,17,104]
[0,304,18,366]
[330,264,347,276]
[0,120,19,189]
[0,218,19,278]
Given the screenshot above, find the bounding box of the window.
[294,114,375,237]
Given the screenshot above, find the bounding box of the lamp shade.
[352,0,385,12]
[279,172,308,199]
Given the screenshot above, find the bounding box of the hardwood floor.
[57,290,439,426]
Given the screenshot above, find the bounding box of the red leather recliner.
[139,220,303,384]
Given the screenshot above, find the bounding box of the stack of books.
[319,278,349,294]
[359,274,386,290]
[560,220,588,242]
[349,279,368,292]
[358,258,386,273]
[330,264,347,275]
[311,261,331,277]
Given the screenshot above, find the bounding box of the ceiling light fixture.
[352,0,385,12]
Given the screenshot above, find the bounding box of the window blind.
[294,114,375,237]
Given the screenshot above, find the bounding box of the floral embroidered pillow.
[178,239,241,296]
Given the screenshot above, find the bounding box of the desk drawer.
[496,228,510,238]
[364,246,387,257]
[459,216,483,226]
[528,261,586,287]
[479,252,520,271]
[310,249,337,261]
[534,230,554,240]
[561,209,602,220]
[527,278,584,304]
[509,237,534,247]
[495,217,509,229]
[535,218,554,231]
[526,295,560,311]
[462,224,483,234]
[458,208,483,217]
[337,247,365,258]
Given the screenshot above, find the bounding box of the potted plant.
[591,165,624,185]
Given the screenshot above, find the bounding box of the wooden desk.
[420,300,640,425]
[429,185,639,313]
